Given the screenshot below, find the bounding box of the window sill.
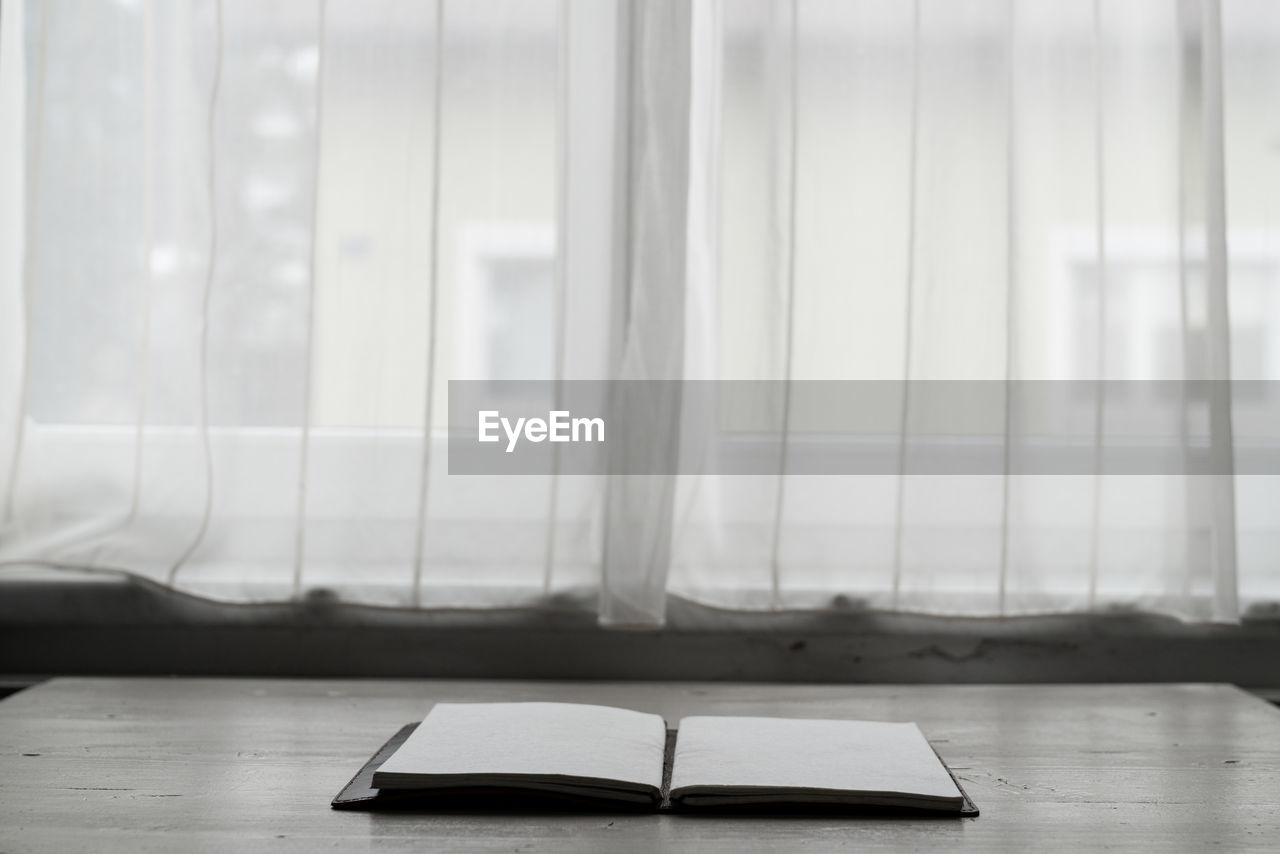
[1,568,1277,687]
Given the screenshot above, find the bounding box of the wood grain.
[1,679,1278,851]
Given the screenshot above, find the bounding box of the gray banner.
[447,380,1280,475]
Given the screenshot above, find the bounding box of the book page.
[670,716,963,808]
[372,702,667,798]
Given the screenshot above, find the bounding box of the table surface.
[1,679,1279,852]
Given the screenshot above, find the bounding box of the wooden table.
[1,679,1278,851]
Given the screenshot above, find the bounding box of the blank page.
[372,702,667,800]
[670,716,963,809]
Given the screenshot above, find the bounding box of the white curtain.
[2,0,1278,625]
[670,0,1261,623]
[0,0,620,609]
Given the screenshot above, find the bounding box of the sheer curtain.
[0,0,620,609]
[669,0,1276,623]
[1,0,1278,625]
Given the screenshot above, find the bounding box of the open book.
[333,702,976,815]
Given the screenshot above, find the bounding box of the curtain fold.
[1,0,1277,624]
[599,0,693,627]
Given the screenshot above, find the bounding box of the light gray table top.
[1,678,1278,852]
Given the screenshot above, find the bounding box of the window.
[3,0,1278,621]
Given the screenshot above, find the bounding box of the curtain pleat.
[542,0,571,596]
[599,0,693,627]
[167,0,223,585]
[767,0,800,610]
[1199,0,1239,621]
[997,0,1017,616]
[292,0,327,598]
[1086,0,1108,611]
[890,0,922,611]
[410,0,445,608]
[2,0,46,527]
